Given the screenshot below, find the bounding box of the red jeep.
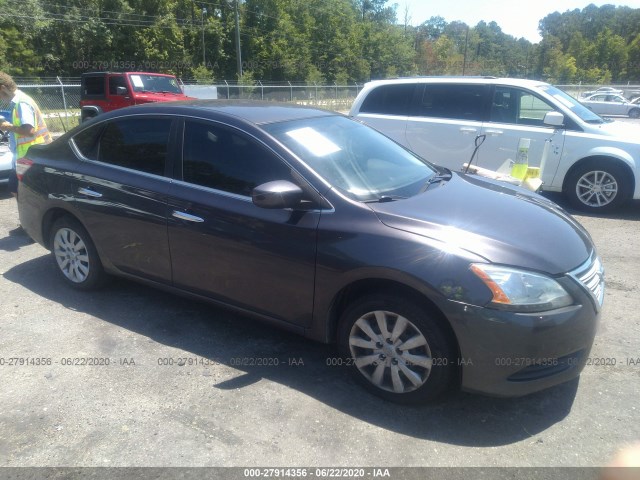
[80,71,194,122]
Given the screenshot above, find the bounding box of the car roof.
[361,76,551,89]
[585,93,625,99]
[81,71,179,77]
[118,100,338,125]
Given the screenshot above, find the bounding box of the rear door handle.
[78,187,102,198]
[172,211,204,223]
[460,127,477,134]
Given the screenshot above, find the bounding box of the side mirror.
[543,111,565,128]
[116,86,128,96]
[252,180,304,209]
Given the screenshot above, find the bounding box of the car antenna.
[464,134,486,174]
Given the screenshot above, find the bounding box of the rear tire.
[565,161,630,212]
[50,216,105,290]
[337,294,458,404]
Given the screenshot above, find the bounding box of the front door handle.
[172,211,204,223]
[78,187,102,198]
[484,129,503,136]
[460,127,477,134]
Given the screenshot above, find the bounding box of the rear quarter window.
[359,84,416,115]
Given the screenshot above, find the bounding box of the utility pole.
[202,7,207,66]
[462,26,469,76]
[234,0,243,78]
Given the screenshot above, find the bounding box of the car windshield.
[129,74,183,94]
[264,115,437,202]
[541,85,605,124]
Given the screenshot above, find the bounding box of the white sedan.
[580,93,640,118]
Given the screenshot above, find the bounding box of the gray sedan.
[580,93,640,118]
[16,101,603,404]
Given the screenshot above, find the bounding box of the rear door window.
[72,117,172,176]
[417,84,489,121]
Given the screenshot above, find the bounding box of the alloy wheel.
[575,170,618,208]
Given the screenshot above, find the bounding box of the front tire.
[50,216,105,290]
[337,294,457,404]
[565,162,630,212]
[628,108,640,119]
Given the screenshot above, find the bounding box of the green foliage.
[191,64,214,83]
[1,1,640,84]
[538,5,638,82]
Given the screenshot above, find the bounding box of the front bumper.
[441,278,600,397]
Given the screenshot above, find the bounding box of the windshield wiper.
[418,171,452,193]
[364,195,407,203]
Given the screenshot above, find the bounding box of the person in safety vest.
[0,71,52,197]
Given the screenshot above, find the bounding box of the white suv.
[350,77,640,212]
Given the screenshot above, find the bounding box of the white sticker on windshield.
[130,75,144,88]
[286,127,341,157]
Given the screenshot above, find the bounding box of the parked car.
[17,101,603,404]
[580,93,640,118]
[0,109,12,184]
[349,77,640,212]
[579,86,624,98]
[0,141,10,185]
[80,71,194,122]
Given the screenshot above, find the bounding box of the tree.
[594,28,628,81]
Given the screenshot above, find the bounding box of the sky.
[400,0,640,43]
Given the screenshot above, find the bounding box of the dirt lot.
[0,182,639,475]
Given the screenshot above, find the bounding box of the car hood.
[369,173,593,275]
[592,119,640,139]
[135,92,195,103]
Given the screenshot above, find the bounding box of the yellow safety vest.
[12,90,52,159]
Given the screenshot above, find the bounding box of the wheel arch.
[326,278,461,357]
[42,207,112,270]
[42,209,105,268]
[562,155,636,195]
[42,208,80,250]
[47,210,107,289]
[80,106,103,122]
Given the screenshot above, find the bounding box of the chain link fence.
[4,79,639,137]
[0,81,81,135]
[1,79,362,136]
[197,81,361,111]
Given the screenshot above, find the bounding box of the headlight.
[470,264,573,312]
